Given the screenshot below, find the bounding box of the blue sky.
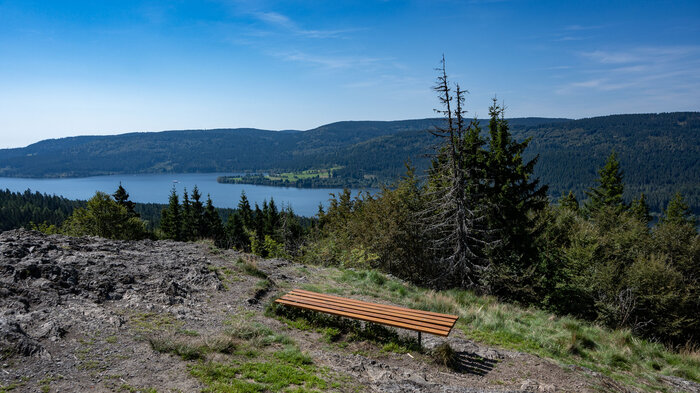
[1,0,699,148]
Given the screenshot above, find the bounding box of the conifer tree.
[661,192,695,226]
[181,188,194,241]
[253,203,264,243]
[280,205,303,255]
[226,212,249,251]
[190,186,205,238]
[559,191,579,212]
[252,202,266,256]
[421,57,493,288]
[484,99,548,300]
[262,200,270,235]
[585,151,625,213]
[203,194,225,246]
[265,197,280,239]
[160,187,182,240]
[630,193,652,225]
[237,191,253,228]
[113,183,138,217]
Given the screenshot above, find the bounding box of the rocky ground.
[0,229,697,393]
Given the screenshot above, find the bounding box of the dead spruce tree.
[421,57,496,289]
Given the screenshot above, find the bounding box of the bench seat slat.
[291,289,458,321]
[282,293,455,327]
[279,294,453,333]
[287,290,457,324]
[275,298,451,336]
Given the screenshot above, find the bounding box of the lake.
[0,173,370,217]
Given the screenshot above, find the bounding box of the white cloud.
[274,50,383,69]
[252,11,356,39]
[560,46,700,95]
[564,24,603,31]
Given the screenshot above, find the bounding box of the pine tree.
[559,191,579,212]
[421,57,493,288]
[585,151,625,214]
[113,183,138,217]
[253,203,265,246]
[237,191,253,228]
[226,212,249,251]
[190,186,205,238]
[262,200,271,235]
[484,99,548,300]
[203,194,225,246]
[630,193,652,225]
[160,187,182,240]
[265,197,280,239]
[661,192,695,226]
[181,188,194,241]
[279,205,303,255]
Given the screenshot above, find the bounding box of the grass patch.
[322,327,342,343]
[0,382,24,393]
[321,267,700,392]
[148,332,242,360]
[255,279,271,291]
[190,359,326,393]
[186,313,337,392]
[236,257,268,279]
[128,311,182,335]
[224,313,291,347]
[117,384,158,393]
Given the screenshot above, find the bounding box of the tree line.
[7,183,309,260]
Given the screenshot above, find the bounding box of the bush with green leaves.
[62,192,149,240]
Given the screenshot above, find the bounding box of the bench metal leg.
[418,331,421,347]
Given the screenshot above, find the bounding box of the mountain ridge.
[1,112,698,213]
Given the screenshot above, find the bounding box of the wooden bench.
[275,289,459,345]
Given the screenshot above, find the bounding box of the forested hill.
[1,112,698,212]
[518,113,700,213]
[0,117,565,179]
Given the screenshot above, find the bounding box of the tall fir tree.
[630,193,652,225]
[181,188,194,241]
[253,203,265,244]
[265,197,280,239]
[203,194,225,246]
[160,187,182,240]
[661,192,695,226]
[484,99,548,301]
[262,200,270,235]
[585,151,625,214]
[226,212,250,251]
[190,186,205,238]
[237,191,253,228]
[279,205,304,255]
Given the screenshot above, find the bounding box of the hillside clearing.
[0,229,697,392]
